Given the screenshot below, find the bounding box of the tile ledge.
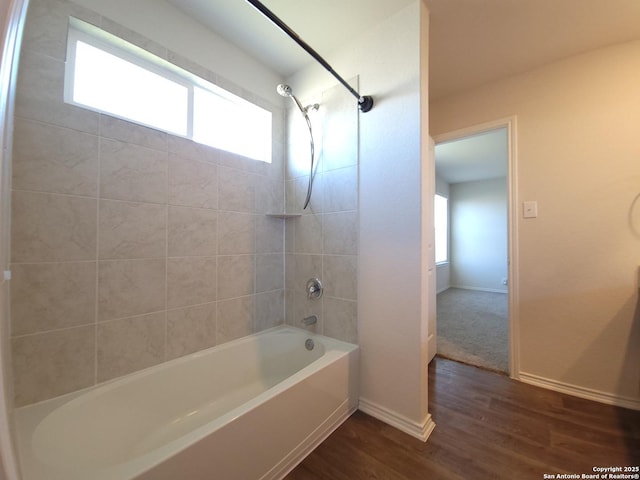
[265,213,301,219]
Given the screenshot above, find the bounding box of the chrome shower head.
[276,84,292,97]
[274,82,318,211]
[276,84,318,115]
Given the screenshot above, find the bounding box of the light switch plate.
[523,201,538,218]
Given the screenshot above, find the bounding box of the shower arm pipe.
[245,0,374,113]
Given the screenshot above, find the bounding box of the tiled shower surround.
[9,0,358,407]
[284,87,358,344]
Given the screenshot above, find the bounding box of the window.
[434,194,448,264]
[65,18,272,163]
[71,40,189,136]
[192,87,271,163]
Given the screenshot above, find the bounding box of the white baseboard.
[450,285,508,294]
[519,372,640,411]
[358,398,436,442]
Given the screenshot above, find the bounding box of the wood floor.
[286,357,640,480]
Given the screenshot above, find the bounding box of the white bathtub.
[14,326,359,480]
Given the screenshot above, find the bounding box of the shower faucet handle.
[306,278,323,300]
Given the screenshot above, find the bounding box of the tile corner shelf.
[265,213,302,219]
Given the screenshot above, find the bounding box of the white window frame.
[434,193,449,265]
[64,17,272,163]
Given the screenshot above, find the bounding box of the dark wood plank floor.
[286,357,640,480]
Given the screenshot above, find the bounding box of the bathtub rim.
[16,325,355,411]
[14,325,359,480]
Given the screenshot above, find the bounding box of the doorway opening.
[432,118,518,377]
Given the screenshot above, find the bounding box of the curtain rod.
[244,0,374,113]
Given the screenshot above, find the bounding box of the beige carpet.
[436,288,509,373]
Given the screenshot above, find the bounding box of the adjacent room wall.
[450,177,507,293]
[431,40,640,407]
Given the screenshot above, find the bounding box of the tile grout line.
[253,211,258,333]
[164,138,169,362]
[93,118,102,387]
[214,159,220,347]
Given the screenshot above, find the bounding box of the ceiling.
[168,0,640,100]
[167,0,640,182]
[426,0,640,100]
[435,128,507,184]
[166,0,415,76]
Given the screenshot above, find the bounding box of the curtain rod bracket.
[358,95,374,113]
[245,0,374,113]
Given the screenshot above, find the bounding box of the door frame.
[432,116,520,379]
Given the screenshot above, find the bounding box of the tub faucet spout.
[302,315,317,326]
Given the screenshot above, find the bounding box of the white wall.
[431,40,640,408]
[450,177,507,292]
[289,0,433,437]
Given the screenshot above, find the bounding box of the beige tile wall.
[10,0,285,406]
[284,82,359,344]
